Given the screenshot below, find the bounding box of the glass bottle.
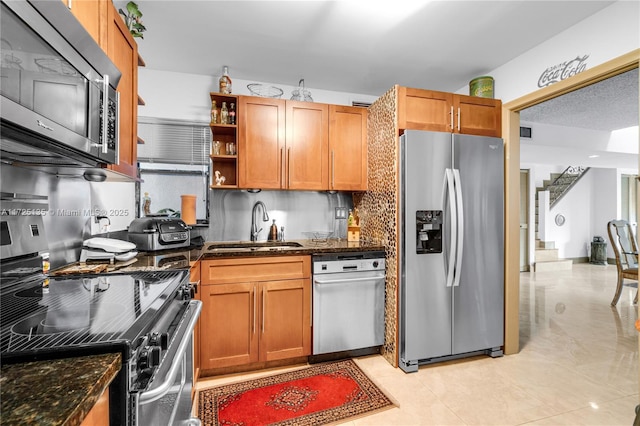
[229,102,236,125]
[210,100,218,124]
[220,101,229,124]
[219,65,232,94]
[143,192,151,216]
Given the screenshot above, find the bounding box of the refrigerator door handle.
[452,169,464,287]
[445,168,457,288]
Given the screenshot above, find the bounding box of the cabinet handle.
[99,75,109,154]
[280,148,285,189]
[115,90,120,164]
[262,289,266,334]
[331,150,335,189]
[67,0,72,9]
[253,285,257,334]
[457,107,461,131]
[287,148,291,189]
[450,106,454,130]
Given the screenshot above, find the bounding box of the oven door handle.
[313,275,385,285]
[138,300,202,403]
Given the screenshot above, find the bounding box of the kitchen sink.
[206,241,303,252]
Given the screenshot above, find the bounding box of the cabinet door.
[260,279,311,361]
[286,101,328,190]
[238,96,285,189]
[454,95,502,137]
[61,0,106,46]
[106,3,138,178]
[200,282,259,369]
[398,87,453,132]
[329,105,367,191]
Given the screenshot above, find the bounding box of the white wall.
[591,168,620,258]
[522,165,633,262]
[458,1,640,102]
[547,171,593,259]
[138,68,378,122]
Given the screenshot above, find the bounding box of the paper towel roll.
[181,194,197,225]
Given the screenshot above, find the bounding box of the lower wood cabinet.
[80,385,109,426]
[199,256,311,370]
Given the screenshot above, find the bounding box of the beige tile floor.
[196,263,638,425]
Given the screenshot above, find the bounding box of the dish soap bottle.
[268,219,278,241]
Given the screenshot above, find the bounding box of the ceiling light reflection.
[341,0,429,24]
[589,402,599,409]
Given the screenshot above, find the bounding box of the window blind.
[137,117,211,165]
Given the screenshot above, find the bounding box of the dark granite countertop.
[97,239,385,273]
[198,239,386,259]
[1,353,121,426]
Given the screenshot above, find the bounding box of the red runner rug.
[198,359,395,426]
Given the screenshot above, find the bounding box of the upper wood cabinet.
[329,105,367,191]
[60,0,106,46]
[454,94,502,137]
[239,97,328,190]
[398,87,502,137]
[286,101,329,190]
[62,0,139,178]
[238,96,366,191]
[105,2,138,178]
[238,96,286,189]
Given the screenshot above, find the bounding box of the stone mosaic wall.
[353,85,399,367]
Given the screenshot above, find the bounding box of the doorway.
[622,174,638,226]
[519,170,530,272]
[502,49,640,355]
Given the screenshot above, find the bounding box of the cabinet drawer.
[202,256,310,284]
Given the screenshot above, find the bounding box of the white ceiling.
[129,1,616,96]
[123,0,637,170]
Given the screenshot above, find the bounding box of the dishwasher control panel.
[312,251,385,275]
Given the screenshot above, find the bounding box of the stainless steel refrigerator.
[399,130,504,373]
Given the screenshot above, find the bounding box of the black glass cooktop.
[0,270,188,356]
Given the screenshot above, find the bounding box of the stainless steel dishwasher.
[311,251,386,360]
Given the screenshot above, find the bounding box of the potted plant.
[118,1,146,39]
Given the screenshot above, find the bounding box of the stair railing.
[548,166,590,207]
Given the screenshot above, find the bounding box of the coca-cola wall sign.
[538,55,589,87]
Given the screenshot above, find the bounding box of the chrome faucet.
[250,201,270,241]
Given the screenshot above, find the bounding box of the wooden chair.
[607,220,638,305]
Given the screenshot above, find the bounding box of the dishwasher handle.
[313,275,385,285]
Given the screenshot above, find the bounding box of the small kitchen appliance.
[79,237,138,263]
[128,217,190,251]
[0,0,121,167]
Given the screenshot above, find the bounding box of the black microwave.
[0,0,121,167]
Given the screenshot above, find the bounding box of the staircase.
[534,240,573,271]
[533,166,590,272]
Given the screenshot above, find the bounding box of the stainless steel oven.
[1,270,202,426]
[0,0,121,167]
[0,198,202,425]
